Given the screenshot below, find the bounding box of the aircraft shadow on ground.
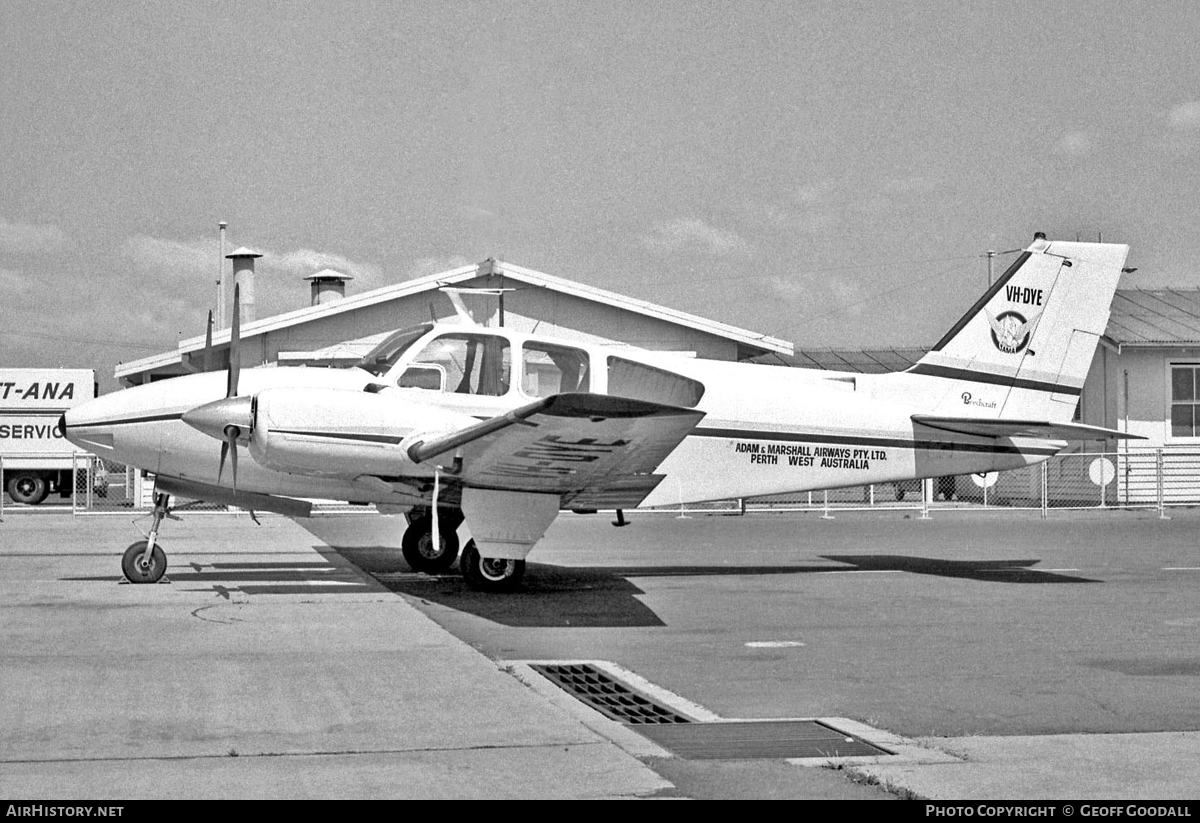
[66,559,381,597]
[820,554,1101,584]
[321,545,1098,628]
[65,549,1095,623]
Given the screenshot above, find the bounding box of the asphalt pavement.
[1,511,1197,800]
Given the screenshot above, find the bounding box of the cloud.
[768,273,863,314]
[1168,101,1200,132]
[264,247,385,292]
[122,235,212,281]
[0,218,72,255]
[1054,131,1094,157]
[640,218,753,257]
[121,234,385,291]
[404,256,476,280]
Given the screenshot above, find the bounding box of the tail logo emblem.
[987,309,1040,354]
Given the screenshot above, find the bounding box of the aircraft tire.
[401,515,460,573]
[122,541,167,584]
[6,473,49,505]
[460,540,525,592]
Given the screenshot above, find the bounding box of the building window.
[1170,365,1200,437]
[522,343,590,398]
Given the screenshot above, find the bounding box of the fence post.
[821,490,834,520]
[1041,460,1048,519]
[1157,448,1167,519]
[920,478,931,519]
[72,452,79,515]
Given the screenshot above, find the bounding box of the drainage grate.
[530,662,894,760]
[530,663,693,724]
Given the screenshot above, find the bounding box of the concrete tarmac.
[1,512,1197,800]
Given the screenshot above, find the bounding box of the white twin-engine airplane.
[64,234,1137,591]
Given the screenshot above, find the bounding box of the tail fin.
[893,235,1128,421]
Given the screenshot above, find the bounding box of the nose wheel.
[122,492,171,584]
[122,540,167,583]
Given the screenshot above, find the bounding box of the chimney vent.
[225,247,262,323]
[304,269,353,306]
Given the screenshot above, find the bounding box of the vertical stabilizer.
[887,236,1128,421]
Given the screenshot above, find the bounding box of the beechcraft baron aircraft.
[64,234,1137,591]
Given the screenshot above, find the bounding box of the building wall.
[132,277,744,385]
[491,280,738,360]
[1087,345,1200,449]
[1082,344,1200,503]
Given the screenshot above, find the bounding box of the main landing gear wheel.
[7,473,49,505]
[401,514,461,573]
[459,540,525,592]
[122,540,167,584]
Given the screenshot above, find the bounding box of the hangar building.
[116,257,793,387]
[113,254,1200,504]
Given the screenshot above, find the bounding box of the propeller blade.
[217,425,240,492]
[204,310,214,372]
[227,284,241,398]
[226,426,239,492]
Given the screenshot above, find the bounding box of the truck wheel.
[7,473,49,505]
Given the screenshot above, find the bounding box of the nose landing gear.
[121,492,171,584]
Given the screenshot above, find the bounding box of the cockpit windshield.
[353,324,432,376]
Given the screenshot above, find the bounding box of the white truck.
[1,368,103,505]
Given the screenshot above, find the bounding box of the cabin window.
[1170,365,1200,437]
[397,364,445,391]
[355,324,431,377]
[522,343,590,398]
[606,356,705,407]
[402,333,511,396]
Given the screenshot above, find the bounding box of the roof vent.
[226,247,263,323]
[304,269,353,306]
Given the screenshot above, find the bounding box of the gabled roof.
[1105,288,1200,346]
[749,347,927,373]
[116,258,793,379]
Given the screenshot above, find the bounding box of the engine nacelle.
[247,387,477,477]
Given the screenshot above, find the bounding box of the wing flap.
[912,415,1144,441]
[408,393,704,505]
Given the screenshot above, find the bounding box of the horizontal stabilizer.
[912,415,1144,442]
[407,392,705,507]
[156,475,314,518]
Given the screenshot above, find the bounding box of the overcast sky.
[3,1,1200,390]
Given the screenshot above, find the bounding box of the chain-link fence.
[5,448,1200,519]
[661,448,1200,518]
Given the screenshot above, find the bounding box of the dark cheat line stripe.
[67,412,185,427]
[271,428,407,445]
[691,427,1061,456]
[904,363,1083,396]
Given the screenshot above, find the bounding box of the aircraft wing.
[912,415,1144,441]
[407,393,705,507]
